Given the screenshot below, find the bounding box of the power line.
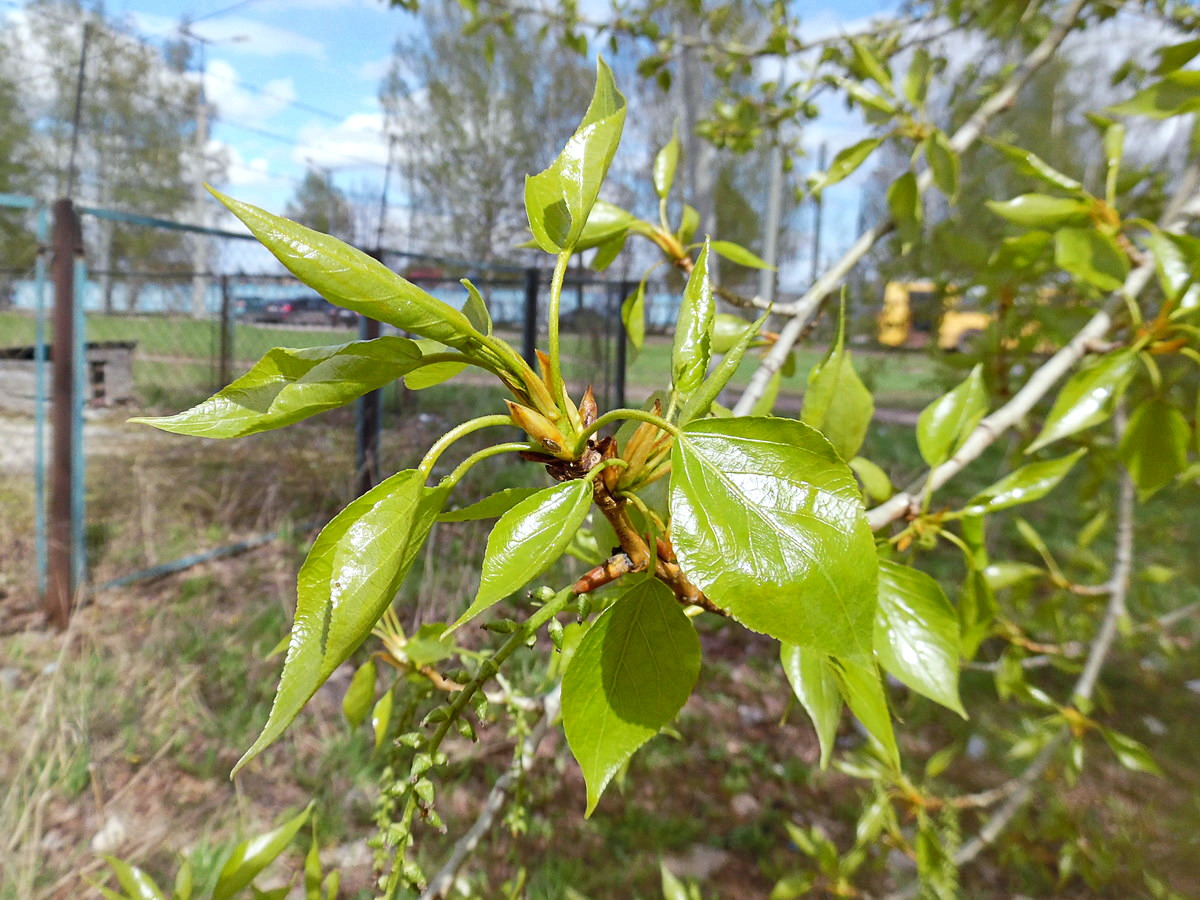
[188,0,264,25]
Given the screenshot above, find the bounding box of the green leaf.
[992,231,1053,270]
[1028,350,1137,452]
[986,194,1091,228]
[235,470,447,774]
[801,301,874,461]
[132,338,421,439]
[660,862,691,900]
[886,171,921,249]
[174,858,194,900]
[212,804,312,900]
[670,417,878,658]
[654,128,680,200]
[621,281,646,352]
[574,199,636,253]
[1119,396,1190,499]
[1100,727,1164,775]
[404,339,466,391]
[677,204,700,245]
[1055,227,1130,291]
[454,481,592,629]
[672,241,715,397]
[561,579,701,815]
[833,77,896,118]
[403,623,455,667]
[849,456,892,502]
[902,47,931,107]
[590,231,627,271]
[525,58,627,253]
[983,561,1044,591]
[1155,37,1200,75]
[917,364,987,468]
[1109,70,1200,119]
[710,313,758,355]
[874,560,965,716]
[304,824,322,900]
[780,642,841,768]
[987,140,1083,193]
[810,137,884,194]
[101,857,166,900]
[438,487,542,523]
[709,240,772,269]
[926,130,959,200]
[678,311,768,426]
[850,37,893,93]
[830,657,899,770]
[210,190,484,353]
[342,660,375,728]
[461,280,492,335]
[371,689,393,753]
[964,449,1086,515]
[1145,228,1197,303]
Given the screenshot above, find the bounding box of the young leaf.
[573,199,636,252]
[561,579,701,815]
[1027,350,1137,452]
[210,190,485,353]
[1144,228,1198,304]
[810,137,884,194]
[438,487,542,522]
[886,171,921,250]
[1054,227,1130,291]
[403,622,455,667]
[621,281,646,352]
[405,339,467,391]
[525,58,627,254]
[372,689,393,753]
[926,130,959,200]
[902,47,931,107]
[654,127,680,200]
[709,240,772,269]
[212,804,312,900]
[801,301,874,461]
[1108,70,1200,119]
[678,311,769,426]
[830,657,900,770]
[964,449,1087,515]
[1119,396,1190,499]
[671,241,715,397]
[100,857,166,900]
[850,37,893,93]
[1099,727,1164,775]
[917,364,987,468]
[461,280,492,335]
[342,659,376,728]
[660,863,691,900]
[235,471,448,774]
[453,481,592,629]
[986,140,1083,193]
[131,338,422,438]
[670,417,879,659]
[677,204,700,244]
[780,642,841,768]
[986,194,1091,228]
[849,456,892,502]
[874,560,965,716]
[1154,37,1200,75]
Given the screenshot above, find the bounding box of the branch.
[419,686,561,900]
[732,0,1090,416]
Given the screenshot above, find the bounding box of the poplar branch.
[732,0,1090,416]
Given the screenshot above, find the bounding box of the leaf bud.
[575,593,592,621]
[547,616,565,651]
[506,400,568,456]
[531,585,557,603]
[482,618,520,634]
[579,385,599,428]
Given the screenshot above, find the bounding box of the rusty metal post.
[46,198,82,628]
[218,274,232,388]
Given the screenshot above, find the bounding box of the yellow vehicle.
[878,280,991,351]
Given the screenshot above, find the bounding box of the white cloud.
[204,59,296,121]
[356,56,393,82]
[292,112,389,170]
[131,12,327,61]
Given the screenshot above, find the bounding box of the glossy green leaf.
[670,417,878,658]
[573,199,636,253]
[917,364,987,468]
[834,77,896,118]
[678,311,768,426]
[438,487,541,523]
[801,302,874,461]
[342,659,376,728]
[101,857,166,900]
[174,858,193,900]
[404,339,466,391]
[461,280,492,335]
[212,804,312,900]
[454,481,592,629]
[1055,227,1130,291]
[621,281,646,351]
[958,515,995,659]
[1028,350,1137,452]
[653,128,680,200]
[874,560,965,716]
[525,58,627,253]
[1100,727,1164,775]
[830,657,899,770]
[677,204,700,244]
[780,642,841,768]
[1155,37,1200,75]
[660,863,691,900]
[671,241,715,397]
[132,338,421,439]
[235,470,447,774]
[850,37,893,93]
[709,240,772,269]
[987,140,1083,192]
[886,171,921,249]
[710,313,758,355]
[304,824,321,900]
[983,561,1044,591]
[849,456,892,502]
[371,688,393,753]
[590,231,627,271]
[403,623,454,667]
[926,130,959,200]
[986,194,1091,228]
[1119,396,1190,499]
[211,191,484,353]
[562,579,701,815]
[902,47,931,107]
[810,137,884,194]
[964,449,1086,515]
[1145,228,1197,303]
[1109,70,1200,119]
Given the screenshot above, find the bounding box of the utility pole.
[66,23,92,199]
[810,143,827,287]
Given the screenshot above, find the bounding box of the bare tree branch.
[732,0,1090,416]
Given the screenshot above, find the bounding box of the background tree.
[0,60,37,304]
[284,168,356,243]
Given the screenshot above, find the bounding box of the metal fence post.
[46,198,82,628]
[218,274,232,388]
[523,267,539,367]
[616,280,632,411]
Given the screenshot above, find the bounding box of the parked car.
[249,295,357,327]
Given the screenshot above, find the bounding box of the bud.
[547,616,564,651]
[575,592,592,622]
[531,585,557,603]
[579,385,598,428]
[506,400,568,457]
